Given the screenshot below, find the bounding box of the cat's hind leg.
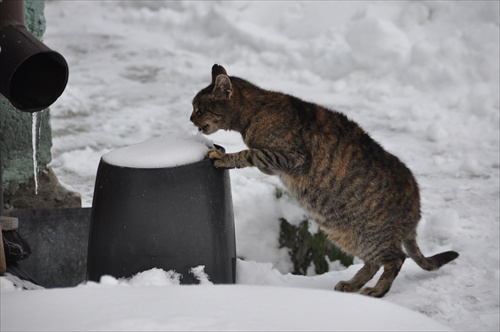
[361,252,406,298]
[335,262,380,293]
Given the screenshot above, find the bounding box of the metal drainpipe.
[0,0,69,112]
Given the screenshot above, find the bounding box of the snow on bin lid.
[102,133,214,168]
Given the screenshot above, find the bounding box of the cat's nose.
[189,114,193,122]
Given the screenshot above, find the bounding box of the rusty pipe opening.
[0,0,69,113]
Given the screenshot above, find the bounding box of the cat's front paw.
[207,148,231,169]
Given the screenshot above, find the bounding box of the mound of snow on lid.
[102,133,214,168]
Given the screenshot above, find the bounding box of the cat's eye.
[198,108,202,114]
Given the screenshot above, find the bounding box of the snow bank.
[102,134,213,168]
[346,17,411,73]
[0,268,451,331]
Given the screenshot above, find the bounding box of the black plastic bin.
[87,146,236,284]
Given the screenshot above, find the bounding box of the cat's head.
[190,64,233,135]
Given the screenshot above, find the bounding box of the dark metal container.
[87,149,236,284]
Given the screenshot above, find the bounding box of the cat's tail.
[403,238,459,271]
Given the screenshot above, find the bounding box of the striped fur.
[190,65,459,297]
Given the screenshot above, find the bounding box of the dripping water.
[32,111,43,195]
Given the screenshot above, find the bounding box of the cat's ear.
[214,74,232,99]
[211,64,228,84]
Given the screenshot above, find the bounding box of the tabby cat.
[190,64,459,297]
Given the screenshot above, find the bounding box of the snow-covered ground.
[2,1,499,331]
[1,267,453,331]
